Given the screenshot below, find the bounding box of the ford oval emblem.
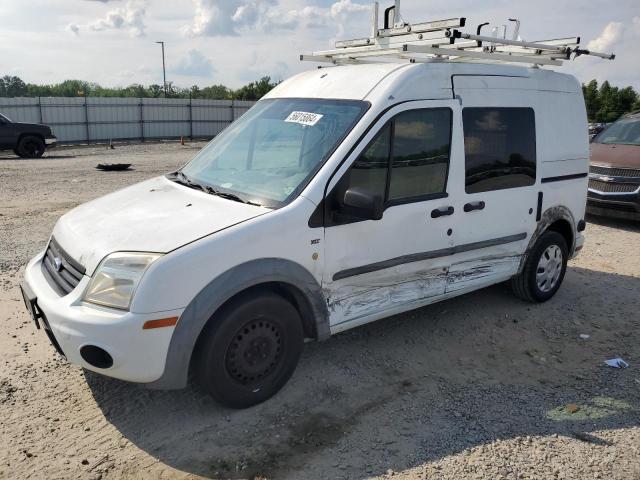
[54,257,63,271]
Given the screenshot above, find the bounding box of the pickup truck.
[0,113,57,158]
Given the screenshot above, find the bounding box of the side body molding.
[145,258,330,390]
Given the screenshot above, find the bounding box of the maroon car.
[588,111,640,220]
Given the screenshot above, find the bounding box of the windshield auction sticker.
[285,111,324,126]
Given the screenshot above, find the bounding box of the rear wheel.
[17,136,45,158]
[194,291,304,408]
[511,231,568,303]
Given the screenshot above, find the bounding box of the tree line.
[1,75,639,122]
[0,75,279,101]
[582,80,640,123]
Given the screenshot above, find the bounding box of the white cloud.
[587,21,624,52]
[182,0,370,37]
[170,49,215,77]
[66,23,80,36]
[89,0,147,37]
[181,0,245,36]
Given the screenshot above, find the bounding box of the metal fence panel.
[0,97,257,144]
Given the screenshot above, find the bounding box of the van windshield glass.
[180,98,368,207]
[593,116,640,146]
[0,113,11,122]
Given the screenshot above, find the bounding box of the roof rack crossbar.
[300,1,616,67]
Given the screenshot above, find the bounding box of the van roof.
[265,62,581,102]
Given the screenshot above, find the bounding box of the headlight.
[83,252,162,310]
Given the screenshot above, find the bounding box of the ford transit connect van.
[22,5,609,406]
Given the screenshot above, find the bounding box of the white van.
[22,12,608,407]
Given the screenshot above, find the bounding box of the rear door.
[446,76,540,293]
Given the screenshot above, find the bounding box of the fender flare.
[517,205,576,274]
[145,258,330,390]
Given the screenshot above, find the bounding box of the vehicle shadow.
[85,266,640,479]
[586,213,640,233]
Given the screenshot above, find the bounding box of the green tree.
[233,76,279,100]
[147,84,164,98]
[0,75,27,97]
[582,79,639,122]
[582,79,600,121]
[200,84,232,99]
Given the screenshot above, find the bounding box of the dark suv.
[588,111,640,220]
[0,113,57,158]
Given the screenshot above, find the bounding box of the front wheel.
[194,291,304,408]
[511,231,568,303]
[17,135,45,158]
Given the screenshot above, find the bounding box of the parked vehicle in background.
[0,113,57,158]
[589,123,610,141]
[588,111,640,220]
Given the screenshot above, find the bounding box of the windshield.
[593,116,640,146]
[0,113,11,122]
[180,98,368,207]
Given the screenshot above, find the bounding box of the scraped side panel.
[446,254,521,293]
[326,266,448,325]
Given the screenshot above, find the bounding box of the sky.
[0,0,638,90]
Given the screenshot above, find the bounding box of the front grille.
[590,165,640,177]
[588,179,639,193]
[42,238,86,296]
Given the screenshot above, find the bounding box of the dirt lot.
[1,143,639,480]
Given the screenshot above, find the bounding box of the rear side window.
[463,108,536,194]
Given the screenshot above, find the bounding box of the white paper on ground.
[604,358,629,369]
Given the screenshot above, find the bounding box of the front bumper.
[45,136,57,148]
[587,187,640,221]
[22,251,183,383]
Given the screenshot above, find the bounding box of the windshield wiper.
[169,170,203,190]
[169,171,261,206]
[202,186,262,207]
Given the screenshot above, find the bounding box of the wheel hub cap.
[536,244,563,293]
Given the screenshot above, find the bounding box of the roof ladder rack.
[301,1,615,67]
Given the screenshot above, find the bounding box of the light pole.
[155,41,167,97]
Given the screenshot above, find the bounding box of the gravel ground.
[1,143,639,480]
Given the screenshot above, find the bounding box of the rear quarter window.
[463,107,536,194]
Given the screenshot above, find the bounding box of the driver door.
[322,100,464,332]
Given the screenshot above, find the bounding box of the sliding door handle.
[464,201,485,213]
[431,206,455,218]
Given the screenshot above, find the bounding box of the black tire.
[511,231,568,303]
[194,291,304,409]
[17,135,45,158]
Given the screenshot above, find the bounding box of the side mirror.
[343,187,384,221]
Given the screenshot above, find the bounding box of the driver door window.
[329,108,452,225]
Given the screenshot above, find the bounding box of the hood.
[590,143,640,169]
[52,176,269,273]
[15,122,52,134]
